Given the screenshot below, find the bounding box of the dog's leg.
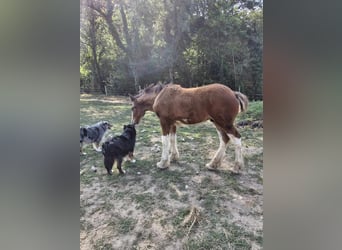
[93,142,102,152]
[117,157,125,174]
[104,157,114,175]
[128,152,136,163]
[80,143,86,155]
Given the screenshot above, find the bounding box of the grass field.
[80,94,263,250]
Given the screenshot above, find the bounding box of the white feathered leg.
[157,134,171,169]
[170,133,180,162]
[228,134,244,172]
[206,129,227,169]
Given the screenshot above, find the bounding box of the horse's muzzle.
[131,119,138,125]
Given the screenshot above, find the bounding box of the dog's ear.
[123,125,127,130]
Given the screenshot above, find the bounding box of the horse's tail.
[234,92,249,113]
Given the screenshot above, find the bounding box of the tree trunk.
[232,48,237,90]
[129,62,139,91]
[89,9,104,93]
[219,54,224,83]
[88,0,139,91]
[169,66,174,83]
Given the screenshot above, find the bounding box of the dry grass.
[80,95,263,249]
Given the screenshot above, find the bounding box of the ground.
[80,94,263,250]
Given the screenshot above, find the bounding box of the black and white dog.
[101,124,136,175]
[80,121,112,155]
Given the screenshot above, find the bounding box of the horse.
[129,83,248,173]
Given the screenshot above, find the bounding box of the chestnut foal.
[129,83,248,173]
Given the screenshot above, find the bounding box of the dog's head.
[123,124,135,131]
[101,121,112,130]
[123,124,136,135]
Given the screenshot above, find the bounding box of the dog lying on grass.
[80,121,112,155]
[101,124,136,175]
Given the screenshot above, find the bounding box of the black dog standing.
[101,124,136,175]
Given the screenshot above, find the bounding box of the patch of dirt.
[80,96,263,249]
[81,147,263,249]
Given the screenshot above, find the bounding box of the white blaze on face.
[131,111,134,124]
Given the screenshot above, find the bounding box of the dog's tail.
[235,92,249,113]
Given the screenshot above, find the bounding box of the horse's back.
[185,83,238,108]
[153,83,240,124]
[199,84,240,117]
[157,83,235,98]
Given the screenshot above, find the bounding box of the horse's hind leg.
[169,124,179,162]
[206,127,229,170]
[226,126,244,173]
[157,119,172,169]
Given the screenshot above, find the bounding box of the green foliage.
[80,65,91,86]
[80,0,263,96]
[236,101,263,122]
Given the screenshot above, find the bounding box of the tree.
[81,0,113,93]
[80,0,263,99]
[85,0,160,91]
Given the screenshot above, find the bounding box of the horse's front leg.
[157,119,171,169]
[169,124,179,162]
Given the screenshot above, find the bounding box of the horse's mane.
[135,82,168,98]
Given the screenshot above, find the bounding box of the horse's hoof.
[229,170,240,175]
[233,162,243,172]
[205,163,218,171]
[170,157,179,163]
[169,153,180,162]
[157,161,169,169]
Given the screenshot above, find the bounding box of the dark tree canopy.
[80,0,263,100]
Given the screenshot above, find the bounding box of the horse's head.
[129,83,165,124]
[129,94,147,125]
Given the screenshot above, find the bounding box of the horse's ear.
[155,82,164,93]
[129,94,136,101]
